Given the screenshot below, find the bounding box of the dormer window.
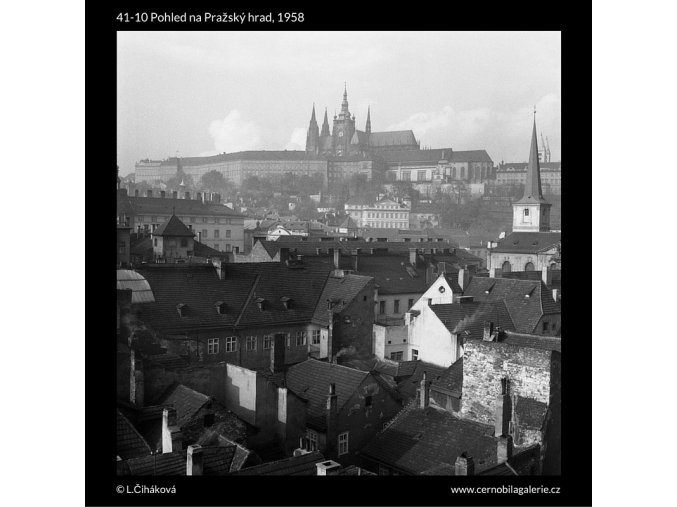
[214,301,227,314]
[176,303,188,317]
[280,296,294,310]
[255,297,267,311]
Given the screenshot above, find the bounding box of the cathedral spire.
[321,108,330,136]
[306,103,320,154]
[341,83,349,114]
[310,103,317,125]
[365,106,372,134]
[520,116,546,203]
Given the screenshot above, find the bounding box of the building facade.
[344,198,410,229]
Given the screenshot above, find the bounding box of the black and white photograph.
[114,29,562,479]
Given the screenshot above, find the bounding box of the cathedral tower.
[332,84,356,156]
[365,106,372,134]
[512,117,552,232]
[305,104,320,154]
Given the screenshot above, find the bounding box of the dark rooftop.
[492,231,560,254]
[230,451,325,476]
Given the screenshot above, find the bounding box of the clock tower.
[332,84,356,157]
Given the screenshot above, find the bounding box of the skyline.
[117,31,561,177]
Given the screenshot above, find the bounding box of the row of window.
[366,212,407,219]
[206,331,320,354]
[378,299,415,315]
[138,216,235,225]
[306,429,349,455]
[365,222,408,229]
[198,229,231,239]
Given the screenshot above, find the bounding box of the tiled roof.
[492,232,560,254]
[116,409,152,460]
[396,361,449,401]
[152,215,194,237]
[462,277,560,334]
[158,384,210,428]
[361,405,497,475]
[134,262,331,333]
[379,148,452,165]
[514,396,548,430]
[502,269,562,289]
[449,150,494,163]
[230,451,325,476]
[146,353,189,370]
[501,331,561,352]
[121,445,237,475]
[478,445,541,475]
[498,162,561,172]
[430,301,515,340]
[311,273,373,326]
[369,130,418,148]
[118,194,244,218]
[431,358,463,397]
[285,359,369,430]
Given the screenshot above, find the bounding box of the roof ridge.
[117,409,153,456]
[234,274,261,327]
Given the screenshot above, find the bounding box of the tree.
[200,170,235,196]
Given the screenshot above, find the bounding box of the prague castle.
[134,86,495,189]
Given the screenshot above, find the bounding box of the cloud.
[285,128,307,151]
[386,94,561,161]
[208,110,262,153]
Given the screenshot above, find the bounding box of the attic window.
[280,296,294,310]
[176,303,188,317]
[255,297,267,311]
[214,301,227,314]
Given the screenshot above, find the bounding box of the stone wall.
[461,340,552,429]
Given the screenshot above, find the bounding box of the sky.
[117,31,561,177]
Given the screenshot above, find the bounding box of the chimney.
[129,348,143,406]
[316,460,342,476]
[351,249,359,271]
[172,190,178,199]
[185,192,191,200]
[160,190,166,198]
[497,435,513,464]
[326,383,339,457]
[552,289,559,302]
[333,248,341,269]
[458,268,468,291]
[495,379,512,437]
[454,453,475,476]
[419,371,430,408]
[161,408,182,453]
[409,248,417,266]
[198,231,202,243]
[270,333,286,373]
[186,444,204,476]
[146,189,153,198]
[482,321,495,341]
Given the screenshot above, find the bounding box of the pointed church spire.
[365,106,372,134]
[321,107,330,136]
[306,103,320,153]
[516,114,549,205]
[310,103,318,125]
[341,83,349,114]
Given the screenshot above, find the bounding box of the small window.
[153,238,158,247]
[180,239,188,247]
[202,229,208,238]
[214,229,220,239]
[408,298,414,309]
[543,322,549,333]
[226,230,231,238]
[394,300,400,314]
[338,432,349,456]
[295,331,307,346]
[225,336,237,353]
[365,395,373,407]
[246,336,256,351]
[311,330,321,345]
[390,351,403,361]
[524,208,529,216]
[306,429,318,451]
[379,301,386,315]
[263,335,273,350]
[207,338,219,355]
[412,349,419,361]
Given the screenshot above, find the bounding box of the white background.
[1,1,676,505]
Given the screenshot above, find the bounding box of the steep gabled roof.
[431,358,463,397]
[120,445,239,475]
[230,451,325,476]
[116,409,152,460]
[516,120,549,205]
[152,215,195,237]
[361,405,497,475]
[430,301,515,340]
[369,130,419,148]
[159,384,210,428]
[311,274,373,326]
[462,277,560,334]
[492,231,560,254]
[449,150,494,164]
[285,359,370,430]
